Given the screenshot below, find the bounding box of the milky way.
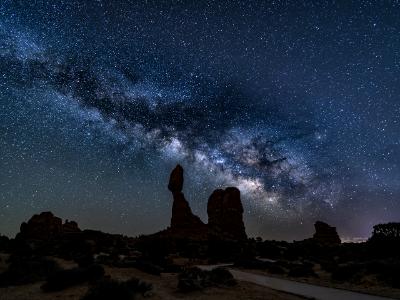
[1,1,399,240]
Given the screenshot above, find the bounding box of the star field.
[0,1,399,240]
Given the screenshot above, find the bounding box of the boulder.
[168,164,184,193]
[313,221,341,246]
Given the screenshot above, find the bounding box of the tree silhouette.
[370,222,400,241]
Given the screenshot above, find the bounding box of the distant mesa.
[312,221,341,245]
[167,164,247,241]
[17,211,81,241]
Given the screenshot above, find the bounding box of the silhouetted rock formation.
[18,211,63,240]
[168,165,205,231]
[312,221,341,245]
[16,211,82,241]
[63,220,81,233]
[207,187,247,240]
[168,164,184,193]
[165,164,247,242]
[0,234,10,252]
[14,212,138,259]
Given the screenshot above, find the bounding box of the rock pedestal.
[168,165,205,230]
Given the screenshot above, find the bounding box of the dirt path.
[199,265,396,300]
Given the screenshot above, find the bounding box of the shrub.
[96,254,117,266]
[41,264,104,291]
[75,254,95,267]
[178,267,236,292]
[331,263,362,282]
[178,267,205,292]
[234,257,266,269]
[374,262,400,288]
[0,235,10,252]
[0,256,60,286]
[287,263,317,278]
[370,223,400,241]
[132,259,163,275]
[265,262,286,274]
[209,267,237,286]
[81,277,152,300]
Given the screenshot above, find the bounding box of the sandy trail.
[199,264,396,300]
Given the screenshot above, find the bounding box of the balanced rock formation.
[166,164,247,241]
[207,187,247,240]
[312,221,341,245]
[168,165,205,230]
[168,164,184,193]
[17,211,81,241]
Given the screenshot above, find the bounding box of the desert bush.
[75,254,95,267]
[81,277,152,300]
[207,240,244,262]
[329,260,400,287]
[265,262,286,274]
[178,267,236,292]
[287,262,317,278]
[367,261,400,288]
[113,256,171,275]
[0,235,10,252]
[178,267,205,292]
[95,254,115,265]
[234,257,266,269]
[371,223,400,241]
[257,240,288,259]
[8,239,33,258]
[132,259,163,275]
[0,256,60,287]
[41,264,104,291]
[113,258,137,268]
[160,260,182,273]
[331,263,362,282]
[367,223,400,258]
[209,267,237,286]
[136,237,169,261]
[319,259,337,273]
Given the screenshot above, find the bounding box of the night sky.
[1,1,399,241]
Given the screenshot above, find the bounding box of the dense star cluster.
[0,1,399,240]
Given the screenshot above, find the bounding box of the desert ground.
[0,254,305,300]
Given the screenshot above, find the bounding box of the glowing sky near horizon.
[0,1,399,240]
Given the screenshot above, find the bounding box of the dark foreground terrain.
[1,166,399,299]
